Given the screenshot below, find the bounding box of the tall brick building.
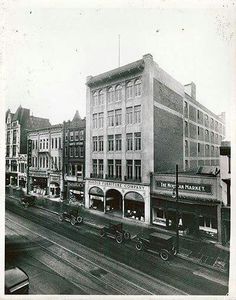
[84,54,225,224]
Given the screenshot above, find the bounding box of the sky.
[3,0,236,138]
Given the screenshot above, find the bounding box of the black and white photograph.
[1,0,236,297]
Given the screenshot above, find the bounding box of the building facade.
[5,106,51,188]
[63,111,86,204]
[27,124,63,198]
[220,141,231,245]
[84,53,225,224]
[151,172,222,242]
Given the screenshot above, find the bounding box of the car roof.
[149,232,173,240]
[5,267,29,289]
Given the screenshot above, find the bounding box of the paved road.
[5,196,228,295]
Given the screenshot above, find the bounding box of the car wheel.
[70,216,76,226]
[24,202,29,208]
[160,249,169,261]
[100,229,106,237]
[172,248,177,256]
[58,214,64,222]
[136,241,143,251]
[124,231,131,240]
[77,216,83,224]
[115,234,123,244]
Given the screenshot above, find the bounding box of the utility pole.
[175,164,179,253]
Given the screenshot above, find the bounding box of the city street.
[5,196,228,295]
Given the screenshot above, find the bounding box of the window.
[185,140,188,148]
[115,160,122,179]
[93,113,98,129]
[115,84,122,101]
[43,156,45,168]
[115,134,122,151]
[126,81,133,99]
[40,157,43,168]
[43,139,45,149]
[198,126,200,135]
[108,160,114,177]
[126,133,133,151]
[13,130,17,144]
[46,156,48,168]
[185,121,188,129]
[35,157,38,167]
[108,110,114,126]
[134,160,141,180]
[46,138,49,149]
[134,79,141,96]
[65,147,68,156]
[185,160,189,169]
[108,135,114,151]
[184,101,188,108]
[6,146,10,157]
[75,131,79,141]
[70,146,74,157]
[198,143,200,153]
[35,140,38,149]
[71,164,75,176]
[98,112,104,128]
[134,105,141,123]
[126,107,133,124]
[7,131,10,144]
[98,136,103,151]
[80,130,84,140]
[205,144,209,149]
[75,146,79,157]
[126,160,133,179]
[205,129,209,136]
[197,110,200,119]
[205,114,208,120]
[65,132,68,141]
[55,138,58,149]
[93,91,98,106]
[79,146,84,157]
[134,132,141,150]
[107,87,114,103]
[70,132,74,141]
[13,145,16,156]
[40,139,43,149]
[98,90,104,105]
[51,138,54,149]
[98,159,103,177]
[93,136,98,151]
[93,159,97,175]
[115,109,122,126]
[54,157,57,169]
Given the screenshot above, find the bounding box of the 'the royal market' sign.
[155,180,212,193]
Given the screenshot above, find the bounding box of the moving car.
[135,232,177,261]
[5,267,29,294]
[58,204,83,226]
[100,222,131,244]
[20,195,36,208]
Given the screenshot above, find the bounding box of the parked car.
[20,195,36,208]
[135,232,177,261]
[58,204,83,226]
[5,267,29,294]
[100,222,131,243]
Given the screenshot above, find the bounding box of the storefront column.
[217,204,222,244]
[122,195,124,218]
[85,181,90,209]
[144,194,150,224]
[104,196,106,213]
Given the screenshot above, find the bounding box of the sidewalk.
[7,194,230,274]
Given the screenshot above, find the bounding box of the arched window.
[115,84,122,101]
[92,91,98,106]
[126,81,133,99]
[107,87,114,103]
[134,79,141,97]
[98,89,104,105]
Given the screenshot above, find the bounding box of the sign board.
[29,170,47,177]
[155,180,212,193]
[50,175,60,183]
[89,180,146,191]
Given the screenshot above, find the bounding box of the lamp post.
[175,164,179,253]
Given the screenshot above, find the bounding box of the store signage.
[69,182,84,188]
[89,180,146,191]
[50,176,60,183]
[29,171,47,177]
[155,180,212,193]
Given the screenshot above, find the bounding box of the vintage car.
[20,195,36,208]
[5,267,29,294]
[135,232,177,261]
[100,222,131,244]
[58,204,83,226]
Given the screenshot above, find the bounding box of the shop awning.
[125,192,144,202]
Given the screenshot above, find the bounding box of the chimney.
[184,82,196,100]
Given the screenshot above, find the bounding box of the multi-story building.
[63,111,86,203]
[27,124,63,198]
[85,53,225,224]
[5,106,51,188]
[220,141,231,245]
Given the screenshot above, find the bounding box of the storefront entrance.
[105,189,122,213]
[50,182,60,198]
[124,192,144,221]
[32,177,48,195]
[89,186,104,212]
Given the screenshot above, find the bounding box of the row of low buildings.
[5,54,231,245]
